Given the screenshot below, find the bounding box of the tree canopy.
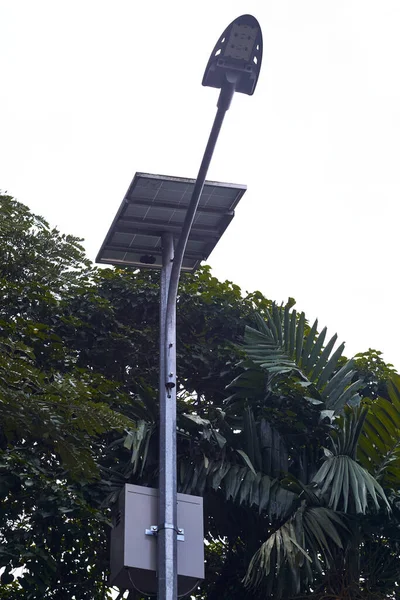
[0,193,399,600]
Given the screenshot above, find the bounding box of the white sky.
[1,1,399,370]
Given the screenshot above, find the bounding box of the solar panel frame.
[96,172,247,272]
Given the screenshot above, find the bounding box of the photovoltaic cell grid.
[96,173,247,272]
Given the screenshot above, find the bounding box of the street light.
[97,14,262,600]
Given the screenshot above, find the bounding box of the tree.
[0,194,268,597]
[1,193,399,599]
[0,195,136,598]
[353,348,396,399]
[177,307,400,600]
[86,268,400,598]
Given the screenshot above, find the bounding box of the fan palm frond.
[313,406,390,513]
[230,305,363,414]
[243,502,347,598]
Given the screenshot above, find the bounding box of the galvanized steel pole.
[158,232,177,600]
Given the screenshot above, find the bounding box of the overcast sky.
[1,0,399,370]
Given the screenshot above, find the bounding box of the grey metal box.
[110,484,204,595]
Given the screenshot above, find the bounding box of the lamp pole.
[157,14,263,600]
[157,83,234,600]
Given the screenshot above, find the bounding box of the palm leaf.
[243,513,310,595]
[179,455,297,519]
[234,305,362,414]
[313,406,390,513]
[123,419,155,476]
[243,503,346,597]
[303,506,347,567]
[358,374,400,489]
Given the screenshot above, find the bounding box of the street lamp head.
[202,14,263,96]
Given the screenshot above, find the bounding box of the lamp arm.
[164,82,235,361]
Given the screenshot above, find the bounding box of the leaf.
[182,413,210,427]
[259,475,272,513]
[243,507,311,595]
[310,333,337,381]
[358,379,400,490]
[304,506,345,551]
[123,431,134,450]
[317,342,346,388]
[236,449,257,475]
[313,454,390,514]
[235,307,357,419]
[203,453,209,469]
[295,312,305,364]
[239,470,256,505]
[301,319,318,370]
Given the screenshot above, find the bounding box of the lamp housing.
[202,14,263,96]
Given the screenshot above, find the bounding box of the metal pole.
[158,232,177,600]
[159,84,235,600]
[165,83,235,332]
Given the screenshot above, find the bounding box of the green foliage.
[358,373,400,491]
[354,348,397,399]
[0,194,86,267]
[243,507,313,596]
[0,336,134,480]
[216,306,398,599]
[313,407,389,513]
[242,503,348,597]
[1,193,399,600]
[0,195,135,598]
[233,305,363,414]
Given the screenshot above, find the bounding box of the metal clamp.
[145,525,185,541]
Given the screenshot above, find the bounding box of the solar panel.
[96,173,247,272]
